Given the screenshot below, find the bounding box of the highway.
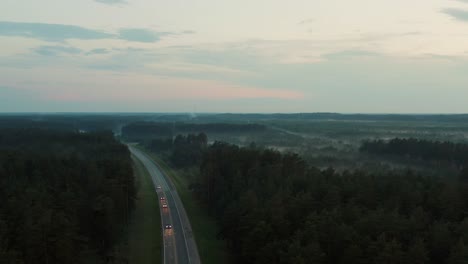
[129,146,201,264]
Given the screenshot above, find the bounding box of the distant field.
[122,117,468,174]
[264,119,468,142]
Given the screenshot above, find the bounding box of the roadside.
[144,150,230,264]
[126,155,162,264]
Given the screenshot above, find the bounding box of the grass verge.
[127,155,162,264]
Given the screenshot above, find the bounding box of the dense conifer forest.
[0,129,135,263]
[360,138,468,168]
[4,114,466,264]
[122,122,266,142]
[189,142,468,264]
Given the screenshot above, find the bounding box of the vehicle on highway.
[160,197,165,200]
[162,203,168,208]
[165,224,172,229]
[156,185,161,189]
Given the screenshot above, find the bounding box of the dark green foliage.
[121,121,266,142]
[149,138,173,153]
[360,138,468,167]
[146,132,208,168]
[122,122,173,141]
[195,142,468,264]
[171,133,207,168]
[174,123,266,134]
[0,129,135,264]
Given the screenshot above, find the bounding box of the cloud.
[86,48,110,55]
[323,50,379,60]
[118,28,173,43]
[86,48,156,70]
[0,68,303,109]
[95,0,126,4]
[298,19,315,25]
[33,45,82,56]
[442,8,468,22]
[0,21,113,41]
[400,31,423,36]
[3,40,468,112]
[117,28,193,43]
[0,21,190,43]
[182,30,196,34]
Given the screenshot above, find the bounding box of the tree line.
[360,138,468,169]
[122,122,266,142]
[147,133,208,168]
[0,129,135,264]
[188,141,468,264]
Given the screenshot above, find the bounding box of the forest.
[4,114,468,264]
[122,122,266,142]
[189,141,468,264]
[0,128,135,264]
[360,138,468,168]
[116,113,468,264]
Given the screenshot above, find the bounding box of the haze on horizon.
[1,0,468,113]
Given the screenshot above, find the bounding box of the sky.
[1,0,468,113]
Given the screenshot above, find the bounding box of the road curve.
[129,145,201,264]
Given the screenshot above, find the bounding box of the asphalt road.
[129,146,201,264]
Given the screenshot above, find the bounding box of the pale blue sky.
[1,0,468,113]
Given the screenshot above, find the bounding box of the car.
[162,204,168,208]
[165,224,172,229]
[156,185,161,189]
[160,197,165,200]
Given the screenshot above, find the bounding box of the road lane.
[129,146,201,264]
